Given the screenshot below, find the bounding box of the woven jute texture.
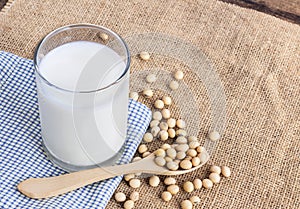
[1,0,300,208]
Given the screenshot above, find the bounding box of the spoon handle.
[17,162,140,199]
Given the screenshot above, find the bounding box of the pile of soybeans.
[114,51,231,209]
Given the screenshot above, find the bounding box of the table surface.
[222,0,300,25]
[2,0,300,25]
[0,1,299,209]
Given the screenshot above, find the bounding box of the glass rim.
[33,23,131,94]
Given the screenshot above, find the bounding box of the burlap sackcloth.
[0,0,299,208]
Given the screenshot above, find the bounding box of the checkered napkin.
[0,51,152,209]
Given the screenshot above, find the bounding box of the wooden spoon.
[18,150,209,199]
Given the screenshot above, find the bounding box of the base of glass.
[42,140,125,172]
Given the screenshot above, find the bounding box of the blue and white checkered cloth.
[0,51,152,209]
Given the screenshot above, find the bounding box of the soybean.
[191,157,201,166]
[161,109,171,119]
[167,118,176,128]
[161,191,172,202]
[208,130,221,142]
[161,143,171,150]
[183,181,194,193]
[154,148,166,157]
[180,160,192,170]
[210,165,221,174]
[189,141,200,149]
[221,166,231,177]
[175,144,189,152]
[142,89,153,98]
[193,178,202,189]
[199,151,208,163]
[114,192,126,202]
[159,122,168,131]
[186,149,197,157]
[150,120,160,128]
[151,126,160,137]
[99,33,109,41]
[176,136,187,144]
[167,184,180,195]
[164,156,173,163]
[155,157,166,166]
[124,200,135,209]
[149,175,160,187]
[174,159,181,164]
[129,178,141,189]
[138,144,148,154]
[176,151,186,160]
[130,191,139,202]
[209,172,221,184]
[168,129,176,138]
[143,132,153,143]
[174,70,184,80]
[176,119,186,129]
[162,96,172,105]
[154,99,164,109]
[176,129,187,137]
[196,146,205,153]
[166,161,179,171]
[142,151,151,158]
[164,177,176,185]
[202,179,213,189]
[124,173,135,182]
[139,51,150,61]
[166,148,177,159]
[159,130,169,141]
[181,200,193,209]
[132,156,142,162]
[169,80,179,90]
[188,136,198,142]
[152,111,162,121]
[129,92,139,101]
[146,74,157,83]
[189,196,200,204]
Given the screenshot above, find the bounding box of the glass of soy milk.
[34,24,130,172]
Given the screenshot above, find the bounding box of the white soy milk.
[36,41,129,167]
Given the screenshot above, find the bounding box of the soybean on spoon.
[18,151,209,199]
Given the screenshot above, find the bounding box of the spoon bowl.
[18,150,209,199]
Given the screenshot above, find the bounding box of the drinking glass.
[34,24,130,172]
